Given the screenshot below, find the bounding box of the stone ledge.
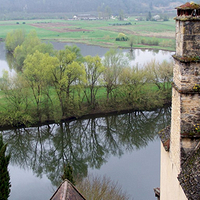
[172,54,200,63]
[172,82,200,94]
[181,133,200,138]
[174,16,200,21]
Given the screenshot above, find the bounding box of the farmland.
[0,17,176,51]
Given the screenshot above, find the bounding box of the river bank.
[0,98,171,130]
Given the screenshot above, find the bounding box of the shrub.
[76,174,130,200]
[160,40,175,48]
[140,38,159,46]
[116,33,128,41]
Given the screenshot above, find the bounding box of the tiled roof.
[178,142,200,200]
[50,180,86,200]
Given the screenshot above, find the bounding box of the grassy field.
[0,17,176,51]
[0,82,170,110]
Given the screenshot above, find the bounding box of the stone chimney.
[175,2,200,57]
[173,2,200,149]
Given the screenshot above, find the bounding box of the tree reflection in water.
[2,107,171,186]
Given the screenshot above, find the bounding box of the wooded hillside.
[0,0,185,14]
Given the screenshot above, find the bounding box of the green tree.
[102,49,128,102]
[14,30,41,68]
[65,45,83,63]
[23,50,59,121]
[119,65,149,106]
[0,70,29,111]
[14,30,54,70]
[84,55,105,108]
[146,59,173,93]
[51,47,86,117]
[0,71,34,126]
[0,134,11,200]
[129,36,135,51]
[5,29,25,53]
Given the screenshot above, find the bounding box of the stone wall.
[180,93,200,134]
[173,60,200,91]
[173,53,200,135]
[176,20,200,57]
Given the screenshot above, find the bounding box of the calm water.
[0,41,174,77]
[50,41,174,67]
[0,42,172,200]
[3,108,171,200]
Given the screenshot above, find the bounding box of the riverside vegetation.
[0,29,173,127]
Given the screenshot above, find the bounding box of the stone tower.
[158,2,200,200]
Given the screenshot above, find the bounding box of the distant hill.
[0,0,185,15]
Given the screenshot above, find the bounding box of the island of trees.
[0,29,173,128]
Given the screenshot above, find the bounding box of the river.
[0,41,174,76]
[0,42,172,200]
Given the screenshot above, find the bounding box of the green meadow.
[0,17,175,51]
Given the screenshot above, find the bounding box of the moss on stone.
[173,54,200,62]
[174,16,200,21]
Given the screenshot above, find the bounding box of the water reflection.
[0,42,7,60]
[55,42,174,67]
[2,107,170,187]
[6,52,16,71]
[129,49,173,68]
